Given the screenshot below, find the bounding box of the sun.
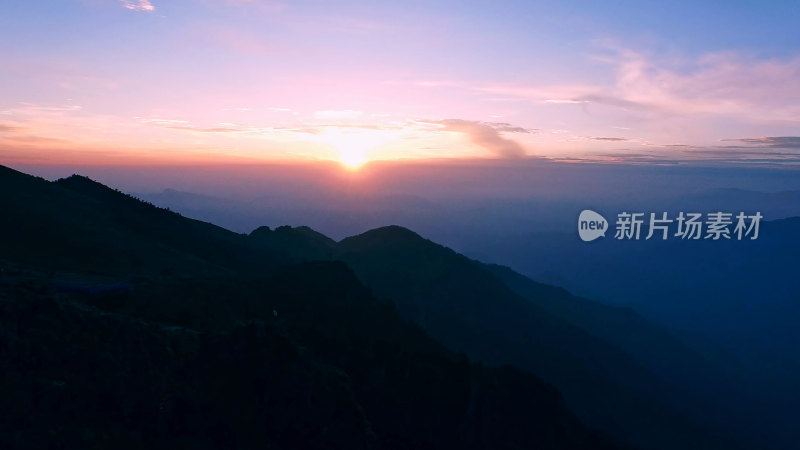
[317,127,387,169]
[339,149,367,169]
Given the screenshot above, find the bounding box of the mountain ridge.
[0,164,624,449]
[249,225,759,450]
[2,164,774,449]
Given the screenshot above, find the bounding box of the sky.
[2,0,800,167]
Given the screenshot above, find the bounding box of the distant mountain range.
[0,165,781,449]
[249,223,759,449]
[461,213,800,449]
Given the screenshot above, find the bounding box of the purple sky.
[2,1,800,167]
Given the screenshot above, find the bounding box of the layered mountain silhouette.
[251,224,754,449]
[472,213,800,449]
[1,165,624,449]
[0,164,759,449]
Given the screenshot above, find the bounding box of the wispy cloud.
[139,118,244,133]
[589,137,629,141]
[0,135,69,145]
[421,119,532,158]
[490,122,536,133]
[489,50,800,123]
[544,99,588,105]
[313,110,364,120]
[720,136,800,149]
[0,103,82,117]
[167,126,242,133]
[139,118,189,125]
[120,0,155,12]
[0,123,22,132]
[282,123,404,135]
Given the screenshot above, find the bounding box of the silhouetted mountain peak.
[59,173,94,183]
[249,225,336,261]
[339,225,432,250]
[250,225,273,236]
[250,225,335,245]
[56,174,154,208]
[277,225,335,243]
[55,174,109,193]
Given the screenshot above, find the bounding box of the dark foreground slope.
[0,166,286,276]
[0,165,619,450]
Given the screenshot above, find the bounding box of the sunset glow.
[4,4,800,449]
[1,1,800,167]
[313,127,389,169]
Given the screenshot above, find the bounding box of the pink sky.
[2,1,800,167]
